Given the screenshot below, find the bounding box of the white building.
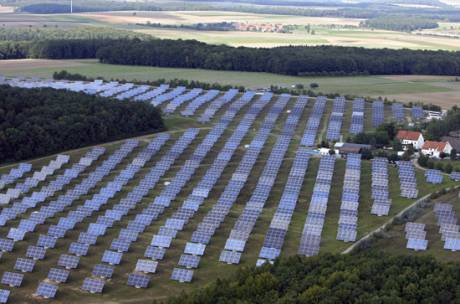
[421,141,453,158]
[396,130,425,150]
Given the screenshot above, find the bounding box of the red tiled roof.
[422,141,447,152]
[397,130,422,141]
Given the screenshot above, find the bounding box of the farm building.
[397,130,424,150]
[421,140,453,158]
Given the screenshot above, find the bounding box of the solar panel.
[36,282,58,299]
[26,245,46,260]
[102,250,123,265]
[57,254,80,269]
[14,258,35,272]
[78,232,98,245]
[170,268,193,283]
[0,238,14,252]
[151,235,172,248]
[144,246,166,260]
[81,278,104,294]
[0,289,9,303]
[47,268,70,283]
[219,250,241,264]
[135,259,158,274]
[92,264,114,279]
[1,272,23,287]
[127,273,150,288]
[68,242,90,256]
[184,242,206,256]
[178,254,201,269]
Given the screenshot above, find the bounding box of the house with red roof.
[421,140,453,158]
[396,130,424,150]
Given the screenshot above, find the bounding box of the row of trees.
[424,106,460,140]
[95,39,460,76]
[360,16,439,32]
[169,253,460,303]
[0,85,164,163]
[418,154,459,173]
[0,27,150,41]
[3,38,460,76]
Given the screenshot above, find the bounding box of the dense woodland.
[3,38,460,75]
[169,253,460,303]
[0,85,164,163]
[0,27,150,41]
[360,16,439,32]
[94,39,460,76]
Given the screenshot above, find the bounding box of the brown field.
[0,5,14,13]
[384,91,460,108]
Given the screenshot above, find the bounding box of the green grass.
[2,59,459,107]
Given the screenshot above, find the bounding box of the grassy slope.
[0,95,458,303]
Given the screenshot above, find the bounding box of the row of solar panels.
[396,161,418,199]
[405,222,428,251]
[425,169,444,184]
[434,203,460,251]
[370,157,392,216]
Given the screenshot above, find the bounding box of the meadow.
[2,59,460,108]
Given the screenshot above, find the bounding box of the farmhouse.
[421,140,453,158]
[396,130,424,150]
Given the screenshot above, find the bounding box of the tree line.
[360,16,439,32]
[0,85,164,163]
[168,252,460,303]
[424,106,460,140]
[3,38,460,76]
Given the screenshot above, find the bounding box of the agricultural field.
[0,77,458,303]
[2,59,460,108]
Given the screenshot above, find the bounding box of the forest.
[169,253,460,303]
[0,27,150,41]
[360,16,439,32]
[94,39,460,76]
[3,38,460,75]
[0,85,164,163]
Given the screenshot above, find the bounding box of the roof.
[442,136,460,151]
[397,130,422,141]
[422,141,448,152]
[338,143,371,154]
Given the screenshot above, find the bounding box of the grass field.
[2,59,460,108]
[0,93,458,303]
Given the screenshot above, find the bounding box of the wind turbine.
[70,0,73,14]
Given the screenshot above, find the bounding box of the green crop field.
[0,91,457,303]
[2,59,460,108]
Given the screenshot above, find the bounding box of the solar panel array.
[405,222,428,251]
[298,155,336,256]
[370,158,392,216]
[433,203,460,251]
[0,154,69,205]
[326,97,345,141]
[198,89,241,122]
[220,96,308,262]
[164,88,203,114]
[349,98,365,135]
[255,148,311,264]
[0,147,104,228]
[151,86,187,107]
[168,93,284,280]
[392,102,405,123]
[181,89,220,116]
[100,83,135,98]
[0,163,32,191]
[396,161,418,198]
[134,84,169,102]
[337,154,361,242]
[115,85,150,101]
[425,169,443,184]
[372,100,385,128]
[411,106,425,120]
[450,171,460,181]
[301,96,327,146]
[0,139,142,295]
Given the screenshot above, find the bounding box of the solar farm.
[0,77,458,303]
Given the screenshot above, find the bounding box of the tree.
[418,154,429,167]
[310,83,319,89]
[444,163,453,173]
[450,149,457,160]
[361,149,373,160]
